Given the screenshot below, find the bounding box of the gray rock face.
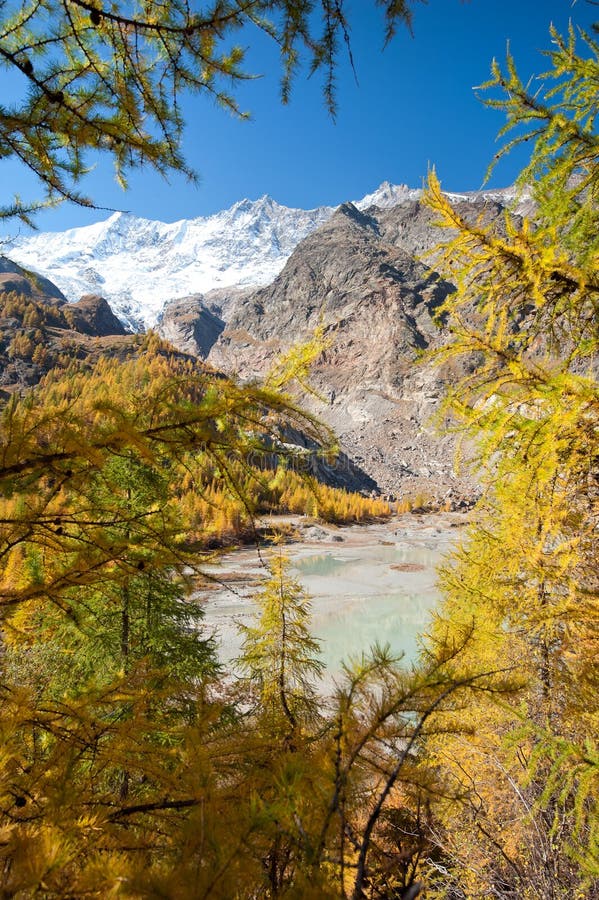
[157,295,225,358]
[202,285,258,321]
[68,294,128,336]
[208,197,505,498]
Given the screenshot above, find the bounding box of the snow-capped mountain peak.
[355,181,421,210]
[5,196,335,329]
[3,181,523,330]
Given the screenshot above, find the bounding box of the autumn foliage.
[0,19,597,900]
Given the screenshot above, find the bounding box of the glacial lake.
[198,512,465,683]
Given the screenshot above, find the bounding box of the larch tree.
[237,553,324,740]
[235,555,325,895]
[0,0,420,222]
[4,449,219,715]
[0,341,336,894]
[420,24,599,897]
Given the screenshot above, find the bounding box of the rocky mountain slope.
[208,196,510,499]
[0,257,378,493]
[1,183,528,498]
[156,295,224,358]
[2,182,524,333]
[0,257,139,392]
[0,256,67,303]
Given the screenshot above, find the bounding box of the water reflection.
[293,553,351,578]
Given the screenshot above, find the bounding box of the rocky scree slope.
[209,197,510,499]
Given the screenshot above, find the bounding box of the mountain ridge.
[0,185,525,497]
[207,192,514,498]
[3,182,526,330]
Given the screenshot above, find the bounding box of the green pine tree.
[237,553,324,740]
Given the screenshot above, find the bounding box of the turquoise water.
[200,515,458,681]
[291,548,440,673]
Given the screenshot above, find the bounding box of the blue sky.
[1,0,596,232]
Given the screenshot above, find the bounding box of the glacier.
[3,181,523,331]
